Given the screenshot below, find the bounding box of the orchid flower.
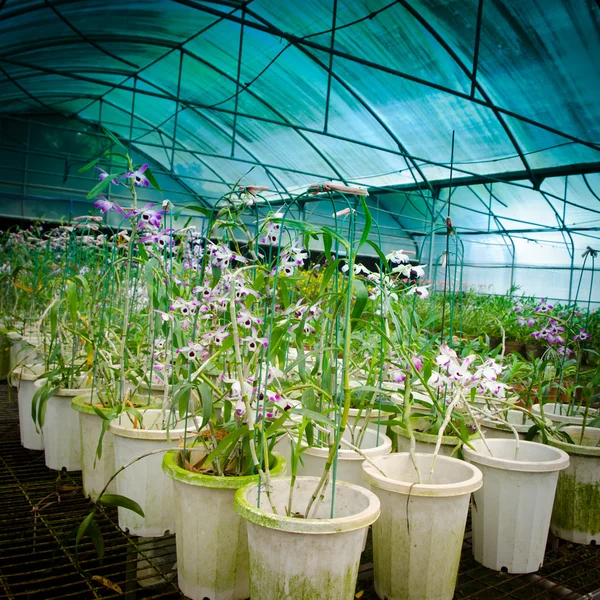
[407,285,430,299]
[94,196,124,215]
[95,166,120,186]
[127,203,167,229]
[573,327,591,341]
[386,249,410,264]
[122,163,150,187]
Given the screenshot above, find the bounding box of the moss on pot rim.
[162,449,286,489]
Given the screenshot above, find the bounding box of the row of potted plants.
[1,135,598,599]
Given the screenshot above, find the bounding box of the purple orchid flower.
[122,164,150,187]
[139,229,175,248]
[93,196,124,214]
[127,203,167,229]
[95,166,119,186]
[573,327,591,341]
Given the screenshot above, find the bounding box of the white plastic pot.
[9,336,40,371]
[532,402,593,426]
[12,364,45,450]
[481,409,543,440]
[71,396,116,501]
[163,450,286,600]
[548,426,600,544]
[109,409,194,537]
[35,379,92,471]
[235,476,380,600]
[463,438,569,573]
[362,452,482,600]
[393,424,478,456]
[298,427,392,488]
[348,406,395,431]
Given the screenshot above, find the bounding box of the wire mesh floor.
[1,382,600,600]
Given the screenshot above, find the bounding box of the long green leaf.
[102,127,125,149]
[86,176,112,200]
[78,157,101,173]
[185,205,212,218]
[366,240,388,268]
[67,281,78,324]
[144,167,162,192]
[98,494,144,517]
[350,279,368,326]
[203,425,249,466]
[358,196,372,249]
[291,408,335,428]
[321,225,350,251]
[199,383,212,429]
[87,519,105,560]
[76,513,94,546]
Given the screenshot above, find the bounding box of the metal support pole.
[22,120,30,218]
[427,191,437,289]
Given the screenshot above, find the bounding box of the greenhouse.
[0,0,599,599]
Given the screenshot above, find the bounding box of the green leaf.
[92,406,110,420]
[76,513,94,547]
[144,167,162,192]
[350,279,368,326]
[211,266,221,288]
[323,233,332,260]
[98,494,144,518]
[78,157,101,173]
[102,127,126,149]
[73,274,89,293]
[291,408,335,428]
[319,259,341,294]
[199,383,212,429]
[358,196,372,249]
[86,176,112,200]
[185,205,212,218]
[321,225,350,251]
[365,240,388,268]
[203,425,249,467]
[50,302,58,340]
[87,519,105,560]
[279,277,290,309]
[223,399,232,423]
[67,281,78,324]
[102,151,128,161]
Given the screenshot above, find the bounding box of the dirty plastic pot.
[532,403,593,426]
[12,364,45,450]
[298,427,392,488]
[109,409,194,537]
[35,379,92,471]
[163,450,286,600]
[71,395,117,501]
[548,426,600,545]
[235,476,380,600]
[362,452,482,600]
[463,438,569,573]
[393,424,478,457]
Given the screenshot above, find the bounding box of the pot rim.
[392,424,479,446]
[34,378,92,398]
[162,450,286,489]
[234,475,380,534]
[463,438,570,472]
[532,403,593,425]
[361,452,483,497]
[109,408,196,440]
[10,363,44,382]
[303,429,392,461]
[548,426,600,457]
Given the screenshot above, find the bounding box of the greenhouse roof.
[0,0,599,245]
